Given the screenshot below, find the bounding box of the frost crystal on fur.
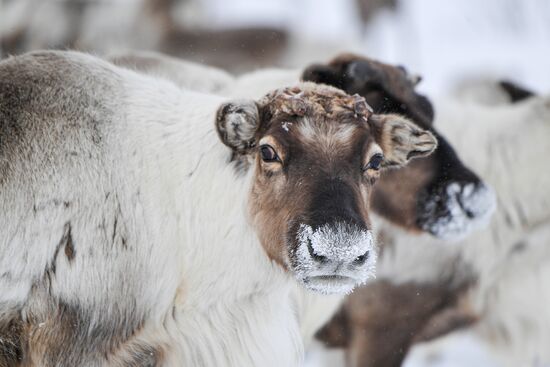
[281,121,293,132]
[294,223,378,294]
[421,182,496,241]
[298,223,373,260]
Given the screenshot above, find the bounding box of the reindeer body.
[416,93,550,367]
[316,90,550,367]
[0,50,300,367]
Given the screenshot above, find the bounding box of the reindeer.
[111,51,496,241]
[0,50,437,367]
[311,72,550,367]
[109,51,497,349]
[294,53,492,367]
[302,53,496,240]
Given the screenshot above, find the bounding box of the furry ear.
[215,99,260,152]
[371,114,437,167]
[499,80,535,103]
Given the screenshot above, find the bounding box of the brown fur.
[317,280,475,367]
[303,54,485,236]
[303,53,434,128]
[10,228,159,367]
[371,157,436,231]
[302,54,437,234]
[0,311,24,367]
[216,83,435,266]
[249,85,376,265]
[19,292,163,367]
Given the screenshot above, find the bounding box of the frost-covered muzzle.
[291,222,378,294]
[417,181,496,240]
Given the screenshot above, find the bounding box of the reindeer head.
[216,83,437,294]
[303,54,496,240]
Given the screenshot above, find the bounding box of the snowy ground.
[403,332,501,367]
[301,333,502,367]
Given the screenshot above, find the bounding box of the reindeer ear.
[499,80,535,103]
[371,114,437,167]
[216,99,260,152]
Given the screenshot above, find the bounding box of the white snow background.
[203,0,550,96]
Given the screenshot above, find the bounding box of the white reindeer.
[0,50,436,367]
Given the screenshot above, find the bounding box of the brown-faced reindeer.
[112,50,496,241]
[0,50,437,367]
[109,51,496,352]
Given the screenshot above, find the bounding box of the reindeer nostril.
[353,251,370,266]
[307,238,328,263]
[455,183,483,219]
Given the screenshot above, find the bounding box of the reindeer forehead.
[293,118,364,152]
[261,84,373,121]
[260,84,373,150]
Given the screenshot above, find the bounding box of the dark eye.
[364,153,384,171]
[260,145,280,162]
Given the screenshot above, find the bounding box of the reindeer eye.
[364,153,384,171]
[260,145,280,162]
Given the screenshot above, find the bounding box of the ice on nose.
[297,223,374,262]
[423,182,497,240]
[458,183,496,220]
[294,222,379,294]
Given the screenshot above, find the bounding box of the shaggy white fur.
[0,50,302,367]
[109,50,235,94]
[431,92,550,367]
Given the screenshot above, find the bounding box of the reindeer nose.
[455,182,496,220]
[353,251,371,266]
[294,222,378,294]
[298,222,374,266]
[418,181,497,240]
[306,238,328,264]
[306,236,371,266]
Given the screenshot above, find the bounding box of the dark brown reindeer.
[301,54,496,367]
[303,53,495,240]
